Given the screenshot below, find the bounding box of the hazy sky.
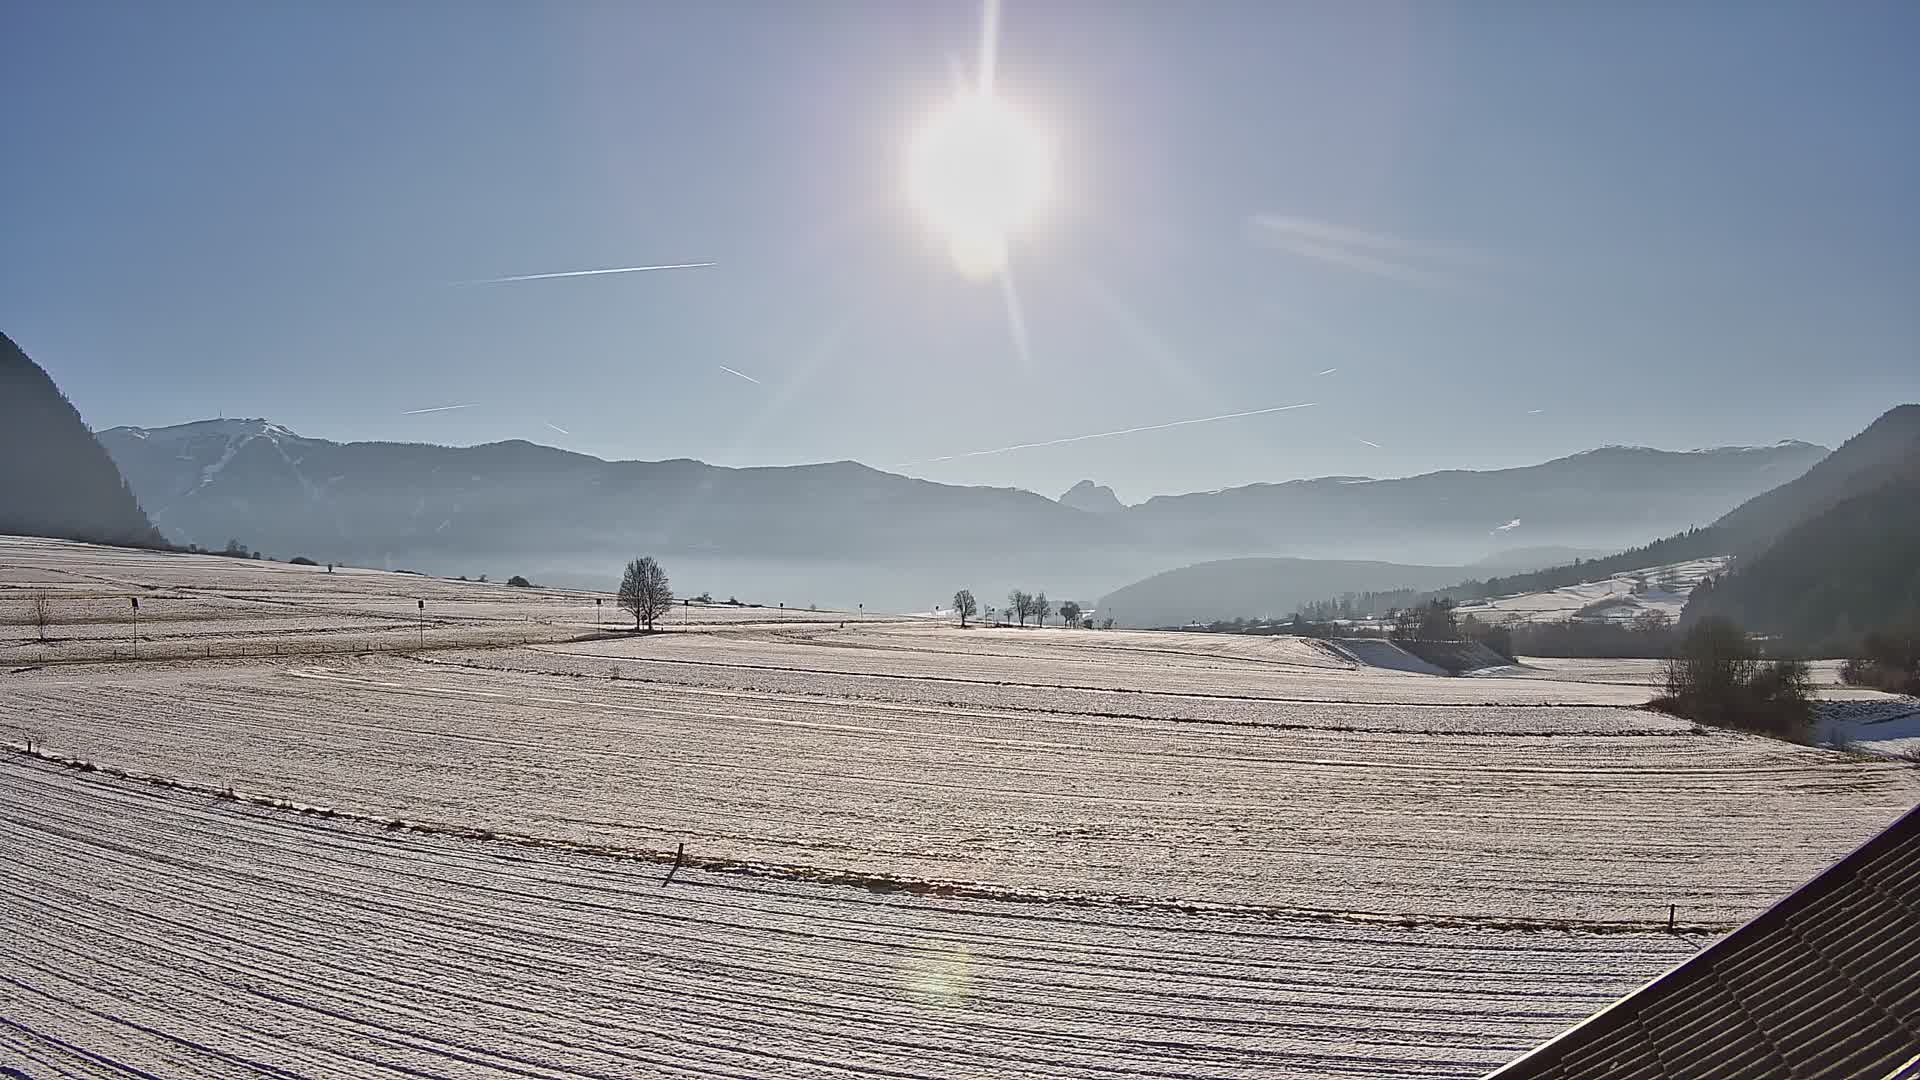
[5,1,1916,502]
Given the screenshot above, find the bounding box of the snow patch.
[1452,556,1733,627]
[1327,638,1448,676]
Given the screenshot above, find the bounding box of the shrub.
[506,575,532,588]
[1389,599,1459,642]
[1508,616,1675,658]
[1839,625,1920,695]
[1459,615,1514,660]
[1653,617,1811,739]
[289,556,318,566]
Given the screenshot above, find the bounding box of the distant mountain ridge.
[1706,405,1920,556]
[1242,404,1919,644]
[101,418,1095,563]
[1057,480,1125,513]
[0,332,162,548]
[1117,441,1828,561]
[1097,557,1467,629]
[97,418,1831,609]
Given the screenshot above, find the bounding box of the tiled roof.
[1488,802,1920,1080]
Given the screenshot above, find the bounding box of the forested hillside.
[0,332,163,548]
[1710,404,1920,553]
[1686,466,1919,649]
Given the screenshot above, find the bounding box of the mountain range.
[1109,441,1827,560]
[1103,404,1919,639]
[93,416,1828,610]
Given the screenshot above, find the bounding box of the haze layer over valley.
[98,417,1826,612]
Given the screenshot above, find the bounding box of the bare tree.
[618,556,674,631]
[29,591,52,642]
[1058,600,1082,628]
[952,589,978,628]
[1662,615,1757,712]
[1659,615,1810,736]
[1032,592,1052,627]
[1007,589,1031,627]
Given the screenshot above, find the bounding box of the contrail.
[1357,438,1382,448]
[544,422,571,436]
[1247,213,1492,293]
[401,403,478,415]
[900,402,1316,465]
[1527,409,1544,415]
[1317,367,1339,376]
[454,262,715,285]
[718,365,762,385]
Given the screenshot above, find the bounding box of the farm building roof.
[1487,801,1920,1080]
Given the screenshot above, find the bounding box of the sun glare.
[908,94,1054,277]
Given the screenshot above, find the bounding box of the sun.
[908,93,1054,277]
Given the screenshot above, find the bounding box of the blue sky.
[5,1,1916,502]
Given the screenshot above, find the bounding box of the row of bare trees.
[948,588,1087,629]
[1006,590,1050,627]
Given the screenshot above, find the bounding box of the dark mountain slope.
[0,332,162,547]
[1685,457,1920,647]
[1709,404,1920,555]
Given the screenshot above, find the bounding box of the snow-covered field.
[0,535,889,661]
[3,537,1917,1078]
[2,757,1700,1080]
[1451,556,1732,627]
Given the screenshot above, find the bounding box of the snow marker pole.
[663,842,686,887]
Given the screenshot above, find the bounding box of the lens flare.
[898,947,976,1008]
